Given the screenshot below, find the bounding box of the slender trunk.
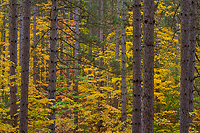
[41,12,45,90]
[88,0,92,77]
[188,0,196,129]
[33,4,38,85]
[89,0,92,64]
[114,0,120,109]
[20,0,31,132]
[66,7,70,86]
[132,0,141,132]
[74,1,80,132]
[9,0,18,128]
[142,0,154,133]
[180,0,189,132]
[121,0,127,130]
[97,0,104,131]
[19,0,23,66]
[48,0,58,132]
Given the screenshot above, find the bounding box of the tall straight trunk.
[33,4,38,85]
[142,0,154,133]
[180,0,189,132]
[65,7,70,86]
[114,0,120,109]
[132,0,141,132]
[48,0,58,132]
[121,0,127,130]
[89,0,92,63]
[19,0,23,66]
[9,0,18,128]
[74,1,80,132]
[188,0,196,128]
[20,0,31,132]
[97,0,104,131]
[96,0,100,41]
[88,0,92,78]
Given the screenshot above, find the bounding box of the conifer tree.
[121,0,127,130]
[48,0,58,132]
[20,0,31,132]
[74,0,80,132]
[188,0,196,127]
[142,0,154,132]
[180,0,189,132]
[132,0,141,132]
[114,0,120,109]
[9,0,18,128]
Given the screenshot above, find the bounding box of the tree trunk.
[48,0,58,132]
[180,0,189,132]
[114,0,120,109]
[188,0,196,129]
[9,0,18,128]
[33,4,39,86]
[142,0,154,133]
[74,1,80,132]
[121,0,127,130]
[89,0,92,64]
[20,0,31,132]
[19,0,23,66]
[132,0,141,132]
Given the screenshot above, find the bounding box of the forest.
[0,0,200,132]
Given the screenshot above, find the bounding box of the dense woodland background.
[0,0,200,132]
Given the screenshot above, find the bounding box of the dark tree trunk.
[74,0,80,132]
[132,0,141,132]
[20,0,31,132]
[142,0,154,132]
[188,0,196,130]
[9,0,18,128]
[121,0,127,130]
[180,0,190,132]
[48,0,58,132]
[114,0,120,109]
[33,4,39,86]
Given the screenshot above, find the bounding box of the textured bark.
[97,0,104,131]
[74,1,80,132]
[180,0,189,132]
[142,0,154,133]
[96,0,100,41]
[132,0,141,132]
[88,0,92,75]
[89,0,92,62]
[19,0,23,66]
[48,0,58,132]
[188,0,197,124]
[20,0,31,132]
[33,4,39,85]
[188,0,196,129]
[121,0,127,130]
[114,0,120,109]
[9,0,18,128]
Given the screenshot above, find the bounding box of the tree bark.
[9,0,18,128]
[121,0,127,130]
[48,0,58,132]
[33,4,39,85]
[88,0,92,75]
[142,0,154,133]
[180,0,189,132]
[20,0,31,132]
[74,0,80,132]
[132,0,141,132]
[114,0,120,109]
[19,0,23,66]
[188,0,196,129]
